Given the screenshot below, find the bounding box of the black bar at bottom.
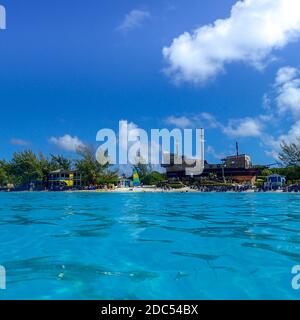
[0,300,298,319]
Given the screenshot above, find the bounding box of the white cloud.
[117,10,150,32]
[264,149,281,161]
[10,138,30,146]
[207,146,225,160]
[259,66,300,158]
[164,116,193,128]
[164,112,220,129]
[49,134,85,152]
[264,120,300,150]
[279,121,300,143]
[275,66,299,85]
[223,117,263,137]
[200,112,220,128]
[275,66,300,118]
[262,93,272,110]
[262,121,300,159]
[163,0,300,84]
[165,113,265,138]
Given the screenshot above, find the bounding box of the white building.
[264,174,286,190]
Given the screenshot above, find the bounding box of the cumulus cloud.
[165,112,220,129]
[10,138,30,146]
[275,66,300,118]
[262,93,272,110]
[259,66,300,158]
[262,120,300,152]
[165,113,265,138]
[275,66,299,85]
[200,112,220,128]
[164,116,193,128]
[206,146,225,160]
[117,10,150,32]
[49,134,85,152]
[222,117,263,138]
[279,121,300,143]
[163,0,300,84]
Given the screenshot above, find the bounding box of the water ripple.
[1,192,300,299]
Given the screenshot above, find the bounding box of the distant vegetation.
[134,162,166,185]
[257,139,300,186]
[0,146,118,188]
[1,138,299,188]
[0,147,166,189]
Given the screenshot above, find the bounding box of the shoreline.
[2,187,299,194]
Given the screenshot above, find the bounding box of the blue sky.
[1,0,300,165]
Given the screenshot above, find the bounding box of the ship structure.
[162,144,259,185]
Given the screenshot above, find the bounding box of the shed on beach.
[264,174,286,190]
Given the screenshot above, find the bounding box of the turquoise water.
[0,192,300,300]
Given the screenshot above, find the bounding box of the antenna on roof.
[236,142,239,158]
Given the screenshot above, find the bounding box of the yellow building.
[48,169,82,190]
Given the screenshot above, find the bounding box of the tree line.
[0,138,299,188]
[251,139,300,186]
[0,146,167,189]
[0,146,117,188]
[262,139,300,184]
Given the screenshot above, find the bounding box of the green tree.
[38,152,53,186]
[10,150,42,185]
[50,155,72,171]
[261,169,273,177]
[142,171,166,186]
[262,166,300,184]
[75,145,109,185]
[0,160,10,186]
[6,150,61,187]
[9,150,43,186]
[279,139,300,167]
[97,170,118,186]
[135,158,151,179]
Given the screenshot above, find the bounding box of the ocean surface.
[0,192,300,300]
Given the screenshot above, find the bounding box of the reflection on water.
[0,192,300,299]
